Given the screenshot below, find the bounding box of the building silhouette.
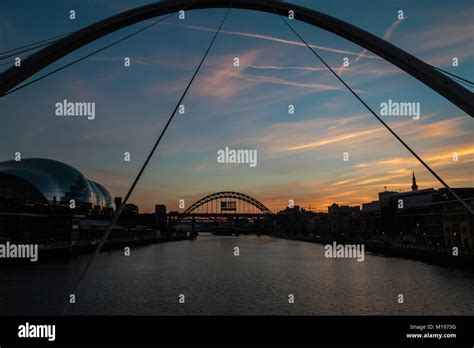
[0,158,114,245]
[275,173,473,249]
[360,175,473,248]
[411,171,418,191]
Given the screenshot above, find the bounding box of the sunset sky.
[0,0,472,213]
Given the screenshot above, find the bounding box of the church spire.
[411,171,418,191]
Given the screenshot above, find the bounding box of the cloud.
[245,64,344,72]
[286,127,380,152]
[337,18,405,75]
[251,113,379,154]
[223,107,472,212]
[258,111,470,156]
[228,71,349,92]
[412,18,474,53]
[395,9,474,68]
[353,163,369,168]
[189,50,260,99]
[163,23,380,59]
[146,49,357,100]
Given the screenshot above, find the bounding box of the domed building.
[0,158,114,245]
[0,158,113,214]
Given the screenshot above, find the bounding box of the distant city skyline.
[0,0,472,213]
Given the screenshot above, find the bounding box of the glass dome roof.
[0,158,113,209]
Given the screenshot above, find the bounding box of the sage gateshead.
[0,158,114,244]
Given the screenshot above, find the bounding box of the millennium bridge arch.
[0,0,472,116]
[170,191,273,232]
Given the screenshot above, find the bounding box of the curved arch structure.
[182,191,273,216]
[172,191,273,229]
[0,158,114,210]
[0,0,472,116]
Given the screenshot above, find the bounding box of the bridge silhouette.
[168,191,274,235]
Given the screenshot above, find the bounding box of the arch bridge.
[169,191,274,234]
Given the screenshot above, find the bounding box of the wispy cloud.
[286,128,380,151]
[146,50,357,100]
[412,15,474,53]
[337,18,405,75]
[244,64,344,72]
[162,23,380,59]
[224,107,473,211]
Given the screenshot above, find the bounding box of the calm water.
[1,235,474,315]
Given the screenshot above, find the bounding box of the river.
[1,235,473,315]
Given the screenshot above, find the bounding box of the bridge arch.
[0,0,472,115]
[184,191,272,215]
[174,191,273,226]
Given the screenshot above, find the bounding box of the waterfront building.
[327,203,361,238]
[360,173,474,248]
[0,158,114,245]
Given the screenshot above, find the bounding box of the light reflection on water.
[1,235,473,315]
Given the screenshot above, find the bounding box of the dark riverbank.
[69,235,189,255]
[0,235,190,263]
[273,234,474,269]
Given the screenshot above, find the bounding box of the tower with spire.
[411,171,418,191]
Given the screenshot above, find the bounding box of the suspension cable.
[0,32,69,60]
[433,66,474,86]
[0,40,60,62]
[63,2,233,315]
[270,4,473,215]
[452,78,474,89]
